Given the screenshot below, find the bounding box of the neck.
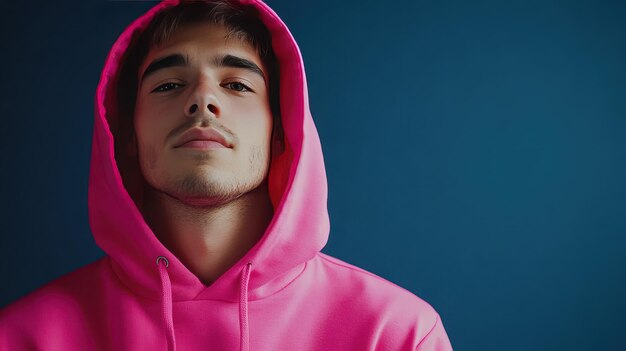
[141,182,274,285]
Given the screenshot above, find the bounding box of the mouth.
[177,140,227,149]
[173,127,232,149]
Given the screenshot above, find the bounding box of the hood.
[89,0,329,303]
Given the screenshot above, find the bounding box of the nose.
[184,81,221,118]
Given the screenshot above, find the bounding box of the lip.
[173,127,232,149]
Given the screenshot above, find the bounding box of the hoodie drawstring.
[239,262,252,351]
[156,257,251,351]
[157,256,177,351]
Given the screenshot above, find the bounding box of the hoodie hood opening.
[91,0,329,303]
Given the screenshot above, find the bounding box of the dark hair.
[115,0,282,149]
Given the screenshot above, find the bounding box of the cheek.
[134,100,177,146]
[133,112,159,170]
[231,101,273,145]
[141,144,159,171]
[235,119,273,150]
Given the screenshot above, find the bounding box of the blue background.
[1,1,625,350]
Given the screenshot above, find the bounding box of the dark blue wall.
[1,1,625,350]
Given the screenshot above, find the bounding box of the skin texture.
[131,23,276,285]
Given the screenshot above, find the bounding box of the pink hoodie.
[0,1,453,350]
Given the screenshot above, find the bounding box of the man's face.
[133,23,273,206]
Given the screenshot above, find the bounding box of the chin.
[165,173,258,206]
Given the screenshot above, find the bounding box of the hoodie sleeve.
[415,314,453,351]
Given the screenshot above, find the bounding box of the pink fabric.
[0,1,453,350]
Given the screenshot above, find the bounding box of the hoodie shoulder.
[0,258,112,349]
[317,252,439,314]
[312,252,451,349]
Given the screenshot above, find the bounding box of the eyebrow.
[140,53,266,84]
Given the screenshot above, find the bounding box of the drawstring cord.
[156,257,252,351]
[157,256,177,351]
[239,262,252,351]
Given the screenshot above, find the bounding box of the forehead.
[140,22,262,74]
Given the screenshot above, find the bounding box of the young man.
[0,1,452,350]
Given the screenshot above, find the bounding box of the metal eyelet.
[156,256,169,268]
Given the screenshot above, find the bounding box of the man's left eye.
[223,81,254,93]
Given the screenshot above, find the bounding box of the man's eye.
[152,82,182,93]
[223,81,254,93]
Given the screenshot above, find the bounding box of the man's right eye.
[152,82,182,93]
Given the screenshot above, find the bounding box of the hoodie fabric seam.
[248,260,308,301]
[414,314,442,350]
[317,253,422,298]
[107,256,163,302]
